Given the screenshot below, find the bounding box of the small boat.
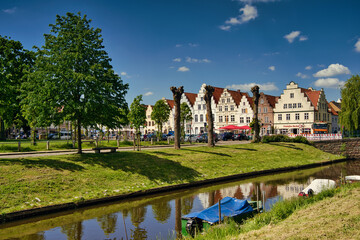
[299,179,336,197]
[181,197,262,237]
[345,175,360,182]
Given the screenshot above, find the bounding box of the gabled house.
[238,93,254,127]
[273,81,331,134]
[180,92,197,134]
[258,93,279,135]
[144,105,155,134]
[216,89,243,129]
[163,98,175,134]
[328,100,341,133]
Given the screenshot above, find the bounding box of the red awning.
[238,125,251,130]
[219,125,246,130]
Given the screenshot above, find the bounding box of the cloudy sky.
[1,0,359,104]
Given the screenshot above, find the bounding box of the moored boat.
[298,179,336,197]
[181,197,262,237]
[345,175,360,182]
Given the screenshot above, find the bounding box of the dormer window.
[290,93,294,98]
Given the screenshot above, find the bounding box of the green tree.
[0,36,34,139]
[180,102,193,141]
[340,75,360,132]
[151,99,170,141]
[128,95,146,151]
[22,12,128,153]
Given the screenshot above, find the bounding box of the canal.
[1,159,359,240]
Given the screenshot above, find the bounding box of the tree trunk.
[251,85,261,143]
[0,118,5,140]
[170,86,184,149]
[31,128,36,145]
[204,85,215,147]
[77,119,82,154]
[137,131,141,151]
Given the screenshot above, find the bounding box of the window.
[198,105,201,110]
[240,117,244,123]
[200,114,203,122]
[243,102,246,106]
[290,93,294,98]
[293,103,297,108]
[295,113,300,120]
[298,103,302,108]
[201,97,204,101]
[323,113,326,121]
[222,99,225,103]
[203,104,206,110]
[230,105,234,111]
[315,113,318,120]
[227,98,230,103]
[304,113,309,120]
[242,108,246,113]
[286,114,290,120]
[231,115,235,122]
[283,104,287,109]
[264,107,268,113]
[225,115,229,122]
[195,115,198,122]
[328,114,329,121]
[219,106,222,112]
[246,117,251,123]
[288,104,292,109]
[260,99,264,104]
[219,116,223,122]
[278,114,282,121]
[225,106,228,111]
[265,116,269,123]
[258,107,261,113]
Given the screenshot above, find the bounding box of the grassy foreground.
[191,182,360,240]
[0,142,342,215]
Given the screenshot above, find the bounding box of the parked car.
[196,133,219,143]
[221,132,234,141]
[233,133,248,140]
[48,133,60,140]
[184,134,197,142]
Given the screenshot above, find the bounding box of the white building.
[216,89,244,128]
[180,92,197,134]
[238,93,254,127]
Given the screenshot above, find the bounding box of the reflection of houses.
[276,180,314,200]
[274,81,332,134]
[240,183,254,199]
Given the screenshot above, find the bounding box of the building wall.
[237,95,253,127]
[216,89,239,128]
[258,93,275,136]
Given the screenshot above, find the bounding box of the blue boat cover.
[183,197,253,224]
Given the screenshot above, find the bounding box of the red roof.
[212,87,225,104]
[184,92,197,106]
[243,93,253,106]
[300,88,321,109]
[265,94,278,108]
[328,102,338,116]
[228,90,243,106]
[165,99,174,109]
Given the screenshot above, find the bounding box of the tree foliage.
[0,36,34,131]
[128,95,146,150]
[21,12,128,153]
[340,75,360,131]
[151,99,170,139]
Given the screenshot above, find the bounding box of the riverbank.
[191,182,360,240]
[0,142,343,220]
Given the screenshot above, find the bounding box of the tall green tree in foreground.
[340,75,360,132]
[204,85,215,147]
[251,85,261,143]
[170,86,184,149]
[22,12,128,153]
[151,99,170,141]
[128,95,146,151]
[0,36,34,140]
[180,102,192,142]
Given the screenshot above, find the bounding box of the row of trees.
[0,12,129,153]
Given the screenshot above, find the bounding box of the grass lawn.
[192,182,360,240]
[0,142,343,215]
[0,139,182,152]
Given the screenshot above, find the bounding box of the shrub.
[261,135,309,145]
[293,136,309,144]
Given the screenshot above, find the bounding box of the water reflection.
[1,160,359,240]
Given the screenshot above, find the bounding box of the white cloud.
[355,38,360,52]
[296,72,308,79]
[313,63,351,77]
[299,36,308,41]
[226,17,241,25]
[2,7,17,14]
[314,78,345,89]
[175,44,182,48]
[238,0,278,3]
[185,57,211,63]
[173,58,181,62]
[284,31,301,43]
[226,82,278,92]
[268,66,275,71]
[177,66,190,72]
[219,25,231,31]
[144,91,154,96]
[120,72,127,76]
[188,43,199,47]
[225,4,258,26]
[305,65,312,70]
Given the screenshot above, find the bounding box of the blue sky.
[1,0,359,104]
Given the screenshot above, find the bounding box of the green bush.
[261,135,309,144]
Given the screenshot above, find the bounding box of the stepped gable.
[228,89,243,106]
[300,88,321,110]
[244,92,253,106]
[165,99,175,109]
[212,87,225,104]
[328,102,338,115]
[184,92,197,106]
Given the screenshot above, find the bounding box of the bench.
[92,147,118,153]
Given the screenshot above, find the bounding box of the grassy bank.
[0,142,342,215]
[192,182,360,240]
[0,139,179,152]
